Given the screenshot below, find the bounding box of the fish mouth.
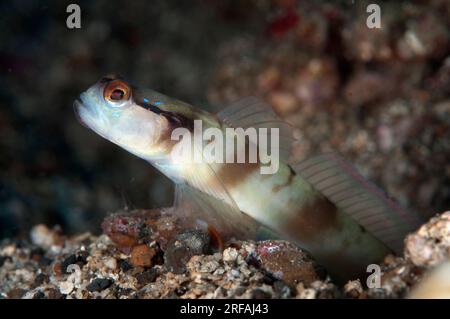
[73,98,89,128]
[73,94,99,130]
[73,93,109,140]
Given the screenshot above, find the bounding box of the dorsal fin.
[293,153,422,254]
[217,97,295,162]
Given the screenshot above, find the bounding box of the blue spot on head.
[143,98,149,103]
[154,101,162,106]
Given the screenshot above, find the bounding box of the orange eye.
[103,80,131,103]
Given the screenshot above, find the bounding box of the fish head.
[74,75,171,159]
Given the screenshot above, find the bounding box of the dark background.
[0,0,449,239]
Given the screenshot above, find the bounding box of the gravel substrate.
[1,209,449,299]
[1,0,449,300]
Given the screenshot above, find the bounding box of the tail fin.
[294,153,422,254]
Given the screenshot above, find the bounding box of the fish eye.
[110,89,125,100]
[103,80,131,105]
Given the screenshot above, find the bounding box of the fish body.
[75,75,421,280]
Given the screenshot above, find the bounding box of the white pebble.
[104,257,117,270]
[59,281,74,295]
[223,248,238,263]
[30,224,56,248]
[230,269,240,277]
[67,264,82,285]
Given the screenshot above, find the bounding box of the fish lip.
[73,95,108,140]
[73,98,89,128]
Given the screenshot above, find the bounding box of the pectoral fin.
[171,131,263,241]
[173,182,260,241]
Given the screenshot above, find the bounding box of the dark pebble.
[262,273,276,285]
[317,288,338,299]
[86,278,113,292]
[135,269,157,286]
[314,264,328,279]
[273,280,292,298]
[11,239,28,249]
[0,255,11,267]
[152,244,164,265]
[233,287,245,297]
[30,247,53,268]
[38,256,53,267]
[32,291,46,299]
[47,288,64,299]
[61,251,89,273]
[119,259,133,272]
[8,288,26,299]
[29,247,45,258]
[76,250,89,264]
[164,230,211,274]
[174,282,189,296]
[60,254,77,273]
[251,289,272,299]
[164,291,180,299]
[32,273,48,288]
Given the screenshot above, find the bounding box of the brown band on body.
[283,194,340,244]
[215,137,261,189]
[133,86,195,132]
[151,110,196,156]
[215,161,260,190]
